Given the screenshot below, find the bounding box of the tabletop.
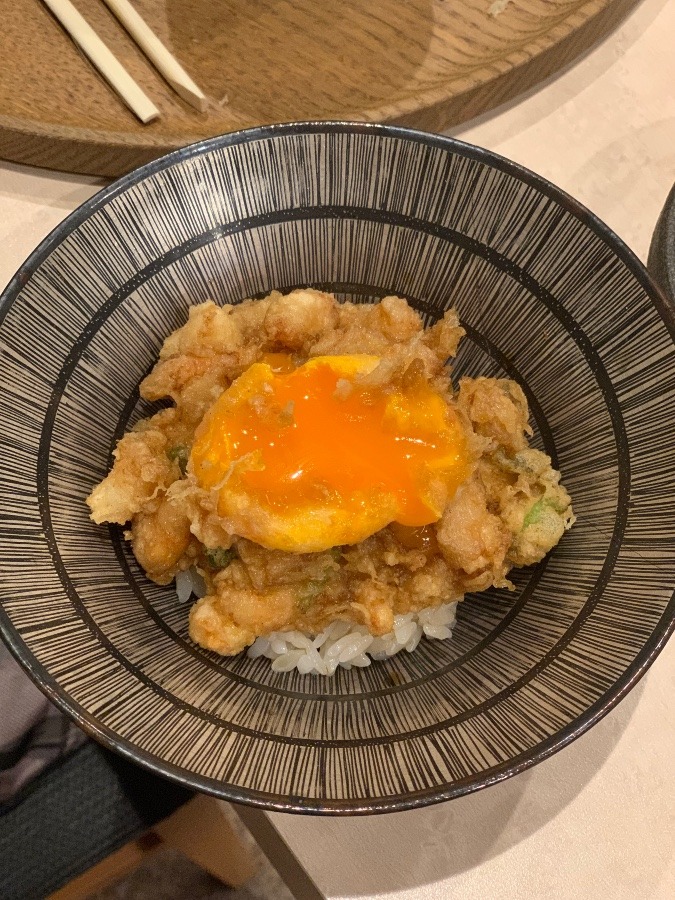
[0,0,673,898]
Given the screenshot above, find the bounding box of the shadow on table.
[448,0,671,145]
[306,681,645,896]
[0,161,105,209]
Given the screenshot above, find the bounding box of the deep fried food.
[88,290,574,657]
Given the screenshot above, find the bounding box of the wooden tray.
[1,0,639,178]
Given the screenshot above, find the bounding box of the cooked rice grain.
[246,601,459,675]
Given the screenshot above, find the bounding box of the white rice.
[176,567,460,676]
[246,601,460,676]
[176,567,206,602]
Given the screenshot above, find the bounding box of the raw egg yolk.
[190,355,472,553]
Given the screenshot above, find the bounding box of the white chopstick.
[101,0,207,112]
[42,0,159,124]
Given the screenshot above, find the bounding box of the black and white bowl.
[1,123,673,814]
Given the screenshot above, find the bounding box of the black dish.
[1,123,674,814]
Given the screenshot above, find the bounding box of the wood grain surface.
[1,0,641,177]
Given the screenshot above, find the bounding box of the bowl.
[648,182,675,302]
[1,123,674,815]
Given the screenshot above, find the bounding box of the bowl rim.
[1,121,674,815]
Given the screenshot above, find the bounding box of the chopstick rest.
[42,0,159,124]
[101,0,207,112]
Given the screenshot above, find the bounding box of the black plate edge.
[1,122,675,814]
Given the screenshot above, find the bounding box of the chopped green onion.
[205,547,237,569]
[167,444,189,476]
[522,498,545,529]
[522,497,566,530]
[297,580,325,612]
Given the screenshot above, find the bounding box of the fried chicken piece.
[159,301,243,360]
[130,494,194,584]
[457,376,575,571]
[87,428,173,525]
[263,289,337,350]
[308,295,449,362]
[421,308,465,355]
[190,585,297,657]
[478,448,575,567]
[436,480,512,593]
[458,376,532,454]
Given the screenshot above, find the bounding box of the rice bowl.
[0,122,673,813]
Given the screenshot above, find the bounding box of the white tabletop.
[1,0,673,897]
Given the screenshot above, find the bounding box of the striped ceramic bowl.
[1,123,673,814]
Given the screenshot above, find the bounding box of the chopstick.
[41,0,159,124]
[101,0,207,112]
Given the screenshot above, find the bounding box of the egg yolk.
[190,355,472,553]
